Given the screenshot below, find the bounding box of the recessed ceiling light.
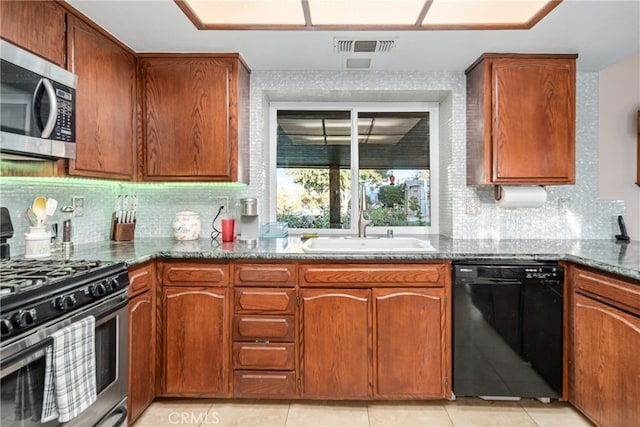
[176,0,562,30]
[421,0,558,28]
[176,0,306,28]
[308,0,425,26]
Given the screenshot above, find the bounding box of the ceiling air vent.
[334,38,397,54]
[345,58,372,69]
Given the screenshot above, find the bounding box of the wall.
[250,70,624,240]
[598,53,640,240]
[0,177,248,255]
[0,69,627,255]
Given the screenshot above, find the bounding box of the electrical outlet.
[216,196,230,216]
[72,196,85,217]
[557,197,570,213]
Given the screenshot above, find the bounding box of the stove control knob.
[54,295,77,311]
[107,277,121,291]
[1,318,14,335]
[13,309,37,327]
[90,283,108,298]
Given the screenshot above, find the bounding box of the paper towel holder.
[494,184,545,201]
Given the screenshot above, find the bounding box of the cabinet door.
[141,58,235,180]
[491,58,575,183]
[572,293,640,426]
[374,288,446,398]
[300,289,371,399]
[67,16,136,180]
[128,291,155,424]
[163,287,229,396]
[0,1,66,67]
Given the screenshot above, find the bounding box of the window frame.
[268,101,439,236]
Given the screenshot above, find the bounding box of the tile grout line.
[284,400,292,427]
[442,400,457,427]
[518,401,542,427]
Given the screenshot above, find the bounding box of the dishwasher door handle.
[455,278,522,285]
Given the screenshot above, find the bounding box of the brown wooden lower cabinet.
[128,290,155,423]
[233,370,297,396]
[573,295,640,427]
[231,281,298,398]
[233,342,295,370]
[572,294,640,426]
[148,260,452,403]
[570,266,640,427]
[127,261,156,424]
[300,289,372,399]
[374,288,447,398]
[162,286,229,396]
[298,261,451,400]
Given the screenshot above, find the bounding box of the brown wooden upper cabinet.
[66,16,137,180]
[466,53,578,185]
[0,0,66,67]
[139,56,250,182]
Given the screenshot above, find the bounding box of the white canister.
[24,226,51,259]
[172,210,201,241]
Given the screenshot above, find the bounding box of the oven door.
[0,291,128,427]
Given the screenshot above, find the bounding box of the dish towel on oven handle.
[41,316,97,423]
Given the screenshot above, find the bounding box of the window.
[269,102,438,235]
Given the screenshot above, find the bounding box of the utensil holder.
[112,219,136,241]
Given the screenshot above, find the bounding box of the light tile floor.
[132,398,595,427]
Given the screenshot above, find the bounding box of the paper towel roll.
[496,186,547,208]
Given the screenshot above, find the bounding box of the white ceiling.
[66,0,640,72]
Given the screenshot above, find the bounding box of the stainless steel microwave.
[0,39,77,159]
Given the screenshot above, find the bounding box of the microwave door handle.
[31,78,57,138]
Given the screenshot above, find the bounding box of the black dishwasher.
[453,261,564,399]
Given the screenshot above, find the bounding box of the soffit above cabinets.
[176,0,561,30]
[64,0,640,72]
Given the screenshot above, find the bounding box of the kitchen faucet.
[358,183,372,238]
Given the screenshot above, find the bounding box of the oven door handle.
[93,294,128,324]
[0,294,128,372]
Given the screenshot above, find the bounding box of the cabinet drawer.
[234,288,295,313]
[233,370,296,398]
[232,343,294,370]
[300,263,447,287]
[233,315,294,342]
[233,263,297,286]
[162,261,229,287]
[573,267,640,315]
[128,262,155,297]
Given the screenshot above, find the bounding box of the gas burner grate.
[0,259,103,295]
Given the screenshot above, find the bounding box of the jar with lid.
[173,210,201,241]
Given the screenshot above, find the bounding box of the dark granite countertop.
[42,235,640,282]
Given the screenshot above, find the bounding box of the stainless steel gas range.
[0,259,129,426]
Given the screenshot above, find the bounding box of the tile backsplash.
[0,70,625,255]
[0,178,249,255]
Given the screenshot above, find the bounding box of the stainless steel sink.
[301,237,436,253]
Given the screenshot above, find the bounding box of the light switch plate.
[72,196,84,217]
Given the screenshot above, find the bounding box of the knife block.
[112,219,136,241]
